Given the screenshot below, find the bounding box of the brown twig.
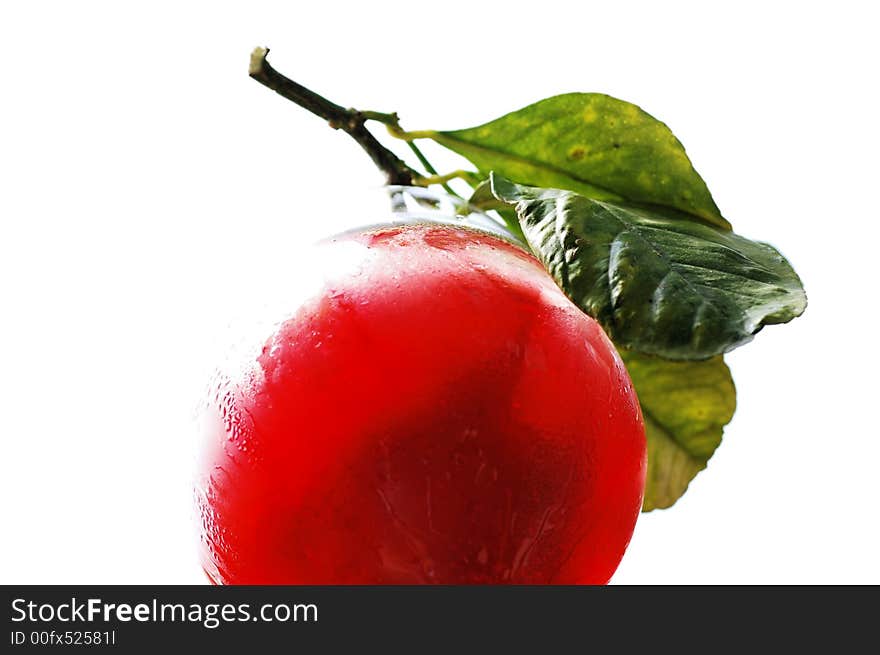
[248,47,420,186]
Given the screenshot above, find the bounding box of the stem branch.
[248,47,420,186]
[404,142,461,197]
[417,170,473,187]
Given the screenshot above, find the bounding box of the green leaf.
[467,180,526,243]
[618,350,736,511]
[491,175,807,360]
[468,179,508,212]
[425,93,730,230]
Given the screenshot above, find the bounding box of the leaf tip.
[488,172,520,205]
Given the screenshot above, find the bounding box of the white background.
[2,1,878,584]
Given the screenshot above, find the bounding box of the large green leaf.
[425,93,730,230]
[619,350,736,511]
[491,175,806,360]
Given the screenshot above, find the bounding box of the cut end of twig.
[249,47,269,77]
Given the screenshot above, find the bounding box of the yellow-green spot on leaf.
[636,171,654,189]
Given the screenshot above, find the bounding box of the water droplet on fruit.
[477,547,489,565]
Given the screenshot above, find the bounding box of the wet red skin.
[197,224,646,584]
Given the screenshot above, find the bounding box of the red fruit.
[197,223,646,584]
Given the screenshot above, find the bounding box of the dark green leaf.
[467,180,526,243]
[619,350,736,511]
[467,179,508,212]
[426,93,730,229]
[491,175,807,360]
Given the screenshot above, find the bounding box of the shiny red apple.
[197,223,646,584]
